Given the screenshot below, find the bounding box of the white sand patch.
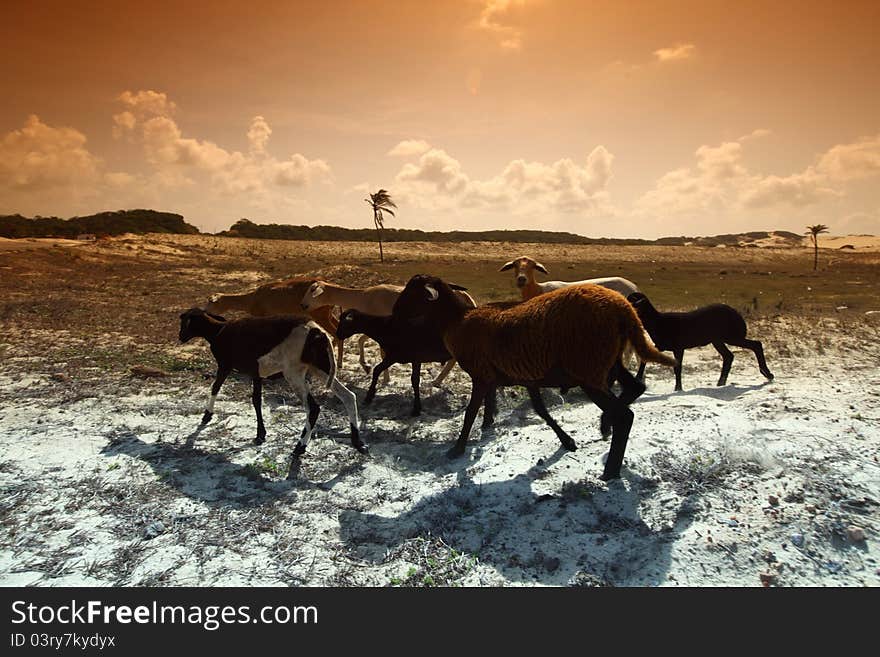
[1,332,878,587]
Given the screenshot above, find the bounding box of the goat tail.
[626,319,677,368]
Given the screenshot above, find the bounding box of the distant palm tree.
[365,189,397,262]
[806,224,829,271]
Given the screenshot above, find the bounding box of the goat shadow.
[638,381,772,404]
[99,426,365,509]
[339,459,699,586]
[357,391,602,475]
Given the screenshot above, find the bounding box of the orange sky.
[2,0,879,237]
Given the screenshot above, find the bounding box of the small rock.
[131,365,169,378]
[783,490,804,503]
[50,372,70,383]
[846,526,866,543]
[759,572,776,587]
[144,521,166,539]
[544,557,561,573]
[791,533,805,548]
[567,571,612,587]
[768,494,780,506]
[805,504,817,514]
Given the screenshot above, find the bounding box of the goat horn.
[425,284,439,301]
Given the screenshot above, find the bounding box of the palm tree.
[806,224,829,271]
[365,189,397,262]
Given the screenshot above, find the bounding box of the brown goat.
[205,277,344,367]
[392,275,677,480]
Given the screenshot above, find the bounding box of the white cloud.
[738,128,772,142]
[653,43,696,62]
[397,148,470,195]
[477,0,525,50]
[121,91,331,197]
[0,115,139,216]
[111,111,137,139]
[387,139,432,157]
[836,209,879,234]
[817,134,880,181]
[117,90,176,118]
[635,131,880,218]
[741,169,836,208]
[0,115,101,191]
[247,116,272,155]
[392,141,614,216]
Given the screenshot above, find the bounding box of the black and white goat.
[627,292,774,391]
[178,308,367,456]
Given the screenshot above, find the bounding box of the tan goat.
[205,277,345,367]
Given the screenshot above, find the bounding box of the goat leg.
[731,338,774,381]
[713,342,734,386]
[673,349,684,391]
[364,357,393,405]
[481,386,497,429]
[526,386,576,451]
[410,362,422,416]
[252,376,266,444]
[293,392,321,456]
[448,379,489,458]
[202,366,231,425]
[327,378,367,454]
[583,386,634,481]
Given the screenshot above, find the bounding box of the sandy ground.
[1,317,878,587]
[0,233,878,587]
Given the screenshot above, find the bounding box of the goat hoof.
[600,469,621,482]
[599,414,612,438]
[561,438,577,451]
[201,411,213,425]
[254,436,266,446]
[353,442,369,455]
[411,408,421,418]
[292,443,306,456]
[763,371,774,380]
[446,445,465,459]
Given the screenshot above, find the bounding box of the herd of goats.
[178,256,774,481]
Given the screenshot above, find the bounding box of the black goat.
[627,292,774,391]
[336,307,460,416]
[178,308,366,456]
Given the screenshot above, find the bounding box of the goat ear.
[499,260,516,272]
[448,283,468,291]
[534,261,549,274]
[312,284,324,298]
[206,312,227,322]
[425,284,439,301]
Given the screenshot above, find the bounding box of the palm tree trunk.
[374,213,384,263]
[813,236,818,271]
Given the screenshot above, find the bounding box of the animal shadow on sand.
[638,381,771,404]
[357,391,594,475]
[100,426,365,509]
[338,458,700,586]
